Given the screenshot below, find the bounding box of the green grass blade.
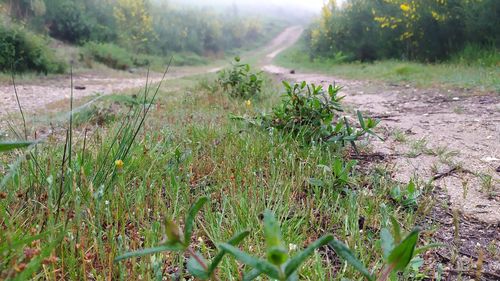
[284,234,333,277]
[0,141,35,152]
[184,197,209,244]
[114,244,183,262]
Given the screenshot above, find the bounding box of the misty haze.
[0,0,499,280]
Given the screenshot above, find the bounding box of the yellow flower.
[400,3,410,12]
[115,160,124,169]
[245,100,252,108]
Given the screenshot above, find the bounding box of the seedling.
[329,217,441,281]
[115,197,250,280]
[220,210,334,280]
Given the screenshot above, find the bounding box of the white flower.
[289,243,298,251]
[105,200,110,205]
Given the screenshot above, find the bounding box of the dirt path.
[261,28,500,225]
[262,27,500,278]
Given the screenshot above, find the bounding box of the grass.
[0,66,433,279]
[275,38,500,93]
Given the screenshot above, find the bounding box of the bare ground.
[262,27,500,279]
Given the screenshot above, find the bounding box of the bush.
[266,81,379,146]
[0,24,66,74]
[217,57,263,99]
[83,42,134,70]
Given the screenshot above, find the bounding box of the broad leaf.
[329,240,375,281]
[387,229,421,272]
[380,228,394,260]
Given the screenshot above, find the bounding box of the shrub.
[83,42,134,70]
[266,81,379,146]
[0,24,66,74]
[218,57,263,99]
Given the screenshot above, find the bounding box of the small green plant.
[115,197,250,280]
[269,81,379,146]
[390,180,421,209]
[330,217,440,281]
[217,57,263,99]
[220,210,334,280]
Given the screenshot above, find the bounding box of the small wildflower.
[115,159,124,170]
[105,200,110,206]
[245,100,252,108]
[289,243,298,251]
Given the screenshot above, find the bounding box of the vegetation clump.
[217,57,263,99]
[0,24,66,73]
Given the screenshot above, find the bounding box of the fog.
[170,0,329,13]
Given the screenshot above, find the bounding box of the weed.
[233,81,380,147]
[217,57,263,99]
[393,129,408,143]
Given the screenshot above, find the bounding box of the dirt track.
[262,26,500,225]
[262,27,500,278]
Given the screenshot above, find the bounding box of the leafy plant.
[390,180,421,208]
[115,197,250,280]
[220,210,334,280]
[217,57,263,99]
[330,217,441,281]
[264,81,379,147]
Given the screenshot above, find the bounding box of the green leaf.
[114,244,183,262]
[208,230,250,274]
[184,197,208,244]
[219,243,281,279]
[390,216,402,244]
[284,234,334,277]
[380,228,394,260]
[243,268,262,281]
[187,255,209,280]
[0,141,35,152]
[387,228,421,272]
[263,210,288,265]
[357,111,366,129]
[329,240,375,281]
[414,243,443,256]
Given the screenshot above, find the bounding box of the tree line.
[2,0,268,57]
[307,0,499,63]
